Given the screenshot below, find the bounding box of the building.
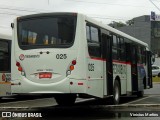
[112,15,160,57]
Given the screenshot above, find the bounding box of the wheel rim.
[115,86,119,101]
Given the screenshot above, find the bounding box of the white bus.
[0,33,11,97]
[11,13,153,105]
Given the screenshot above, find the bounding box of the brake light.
[72,60,76,65]
[16,62,20,67]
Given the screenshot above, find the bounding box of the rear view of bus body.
[11,13,153,105]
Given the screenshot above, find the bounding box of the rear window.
[0,40,11,72]
[18,15,77,50]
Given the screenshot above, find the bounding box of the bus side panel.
[113,62,127,95]
[69,15,88,94]
[86,59,104,98]
[11,20,23,93]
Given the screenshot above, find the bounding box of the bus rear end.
[0,35,11,97]
[11,13,87,104]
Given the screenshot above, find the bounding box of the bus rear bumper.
[11,78,87,94]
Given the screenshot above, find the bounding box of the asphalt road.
[0,83,160,119]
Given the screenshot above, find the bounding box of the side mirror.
[11,23,14,29]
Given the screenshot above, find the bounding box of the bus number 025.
[88,63,94,71]
[56,54,67,59]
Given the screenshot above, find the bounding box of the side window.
[86,26,90,41]
[112,35,127,61]
[141,47,146,64]
[86,24,101,58]
[91,27,99,42]
[112,35,118,60]
[119,37,126,61]
[152,66,155,70]
[0,40,10,72]
[113,35,117,47]
[137,46,146,64]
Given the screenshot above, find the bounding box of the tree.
[126,19,134,26]
[108,21,126,28]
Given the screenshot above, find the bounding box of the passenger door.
[146,51,153,88]
[130,45,139,92]
[101,30,113,96]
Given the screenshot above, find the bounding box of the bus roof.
[0,33,11,40]
[84,14,148,47]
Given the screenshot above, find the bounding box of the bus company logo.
[19,54,25,61]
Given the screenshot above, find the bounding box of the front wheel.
[113,80,120,105]
[55,94,77,106]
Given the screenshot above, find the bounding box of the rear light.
[70,65,74,71]
[16,61,26,76]
[72,60,76,65]
[66,59,77,76]
[18,67,23,72]
[16,62,20,67]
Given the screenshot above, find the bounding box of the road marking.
[0,98,57,106]
[76,98,95,103]
[121,95,155,105]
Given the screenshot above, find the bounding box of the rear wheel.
[55,94,76,106]
[113,80,120,105]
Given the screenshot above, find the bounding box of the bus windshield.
[18,15,77,50]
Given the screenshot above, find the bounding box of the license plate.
[39,73,52,79]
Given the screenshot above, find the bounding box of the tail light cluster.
[16,61,26,76]
[66,60,76,76]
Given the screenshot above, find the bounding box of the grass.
[152,76,160,82]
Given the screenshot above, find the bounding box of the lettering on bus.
[25,55,40,58]
[113,64,126,75]
[19,54,40,61]
[88,63,94,71]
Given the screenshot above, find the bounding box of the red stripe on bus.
[90,57,131,65]
[113,60,131,65]
[90,57,105,61]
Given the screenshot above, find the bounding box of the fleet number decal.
[88,63,94,71]
[56,54,67,59]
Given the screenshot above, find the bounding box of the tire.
[158,73,160,77]
[113,80,120,105]
[55,94,76,106]
[136,91,144,97]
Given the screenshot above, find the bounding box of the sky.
[0,0,160,35]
